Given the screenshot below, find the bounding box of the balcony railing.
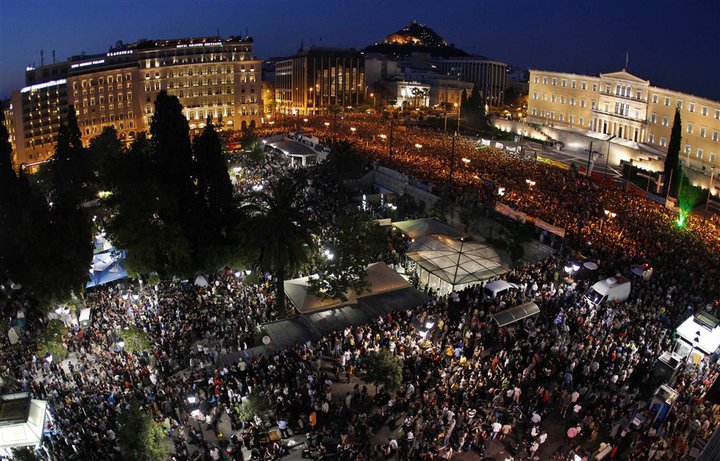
[598,90,647,103]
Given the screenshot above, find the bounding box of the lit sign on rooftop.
[107,50,133,57]
[70,59,105,69]
[21,79,67,93]
[177,41,223,49]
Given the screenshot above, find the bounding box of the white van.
[584,276,631,306]
[484,280,519,298]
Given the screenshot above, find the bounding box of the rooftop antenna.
[625,51,629,70]
[216,26,220,38]
[300,37,305,52]
[245,27,248,38]
[52,50,56,64]
[40,49,44,67]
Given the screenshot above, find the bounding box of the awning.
[491,301,540,327]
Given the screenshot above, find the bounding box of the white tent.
[407,235,511,295]
[194,275,209,287]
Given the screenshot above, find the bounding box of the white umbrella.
[583,262,598,270]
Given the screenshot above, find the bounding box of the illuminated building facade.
[7,36,262,168]
[528,69,720,170]
[275,47,364,115]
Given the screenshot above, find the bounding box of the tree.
[118,325,153,353]
[461,84,487,130]
[664,109,682,198]
[361,351,403,392]
[235,390,272,421]
[106,133,192,277]
[10,447,37,461]
[308,210,386,301]
[45,111,94,304]
[37,319,68,362]
[241,176,316,311]
[0,103,20,284]
[88,126,124,187]
[194,121,234,230]
[150,91,200,266]
[194,120,241,271]
[117,404,170,461]
[323,140,366,181]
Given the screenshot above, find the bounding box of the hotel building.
[5,36,263,168]
[527,69,720,171]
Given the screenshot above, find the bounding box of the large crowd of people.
[1,114,719,461]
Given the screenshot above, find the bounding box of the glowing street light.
[461,157,471,164]
[379,134,387,140]
[497,187,506,196]
[414,143,423,149]
[525,179,536,188]
[604,209,617,219]
[324,122,330,127]
[350,127,357,133]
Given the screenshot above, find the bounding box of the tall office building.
[437,58,507,107]
[6,36,263,169]
[527,69,720,171]
[274,47,364,115]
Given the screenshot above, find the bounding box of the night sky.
[1,0,719,100]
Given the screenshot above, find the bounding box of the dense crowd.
[1,114,719,461]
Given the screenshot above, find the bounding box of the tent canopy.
[407,235,511,287]
[194,275,209,287]
[491,302,540,327]
[393,218,469,240]
[86,251,128,288]
[0,393,47,450]
[284,262,411,314]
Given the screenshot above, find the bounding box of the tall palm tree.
[325,140,365,181]
[241,176,316,311]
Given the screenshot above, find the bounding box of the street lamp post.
[449,133,456,187]
[706,167,715,213]
[601,209,616,232]
[389,111,395,161]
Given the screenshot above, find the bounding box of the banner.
[495,202,527,222]
[537,155,570,170]
[534,218,566,238]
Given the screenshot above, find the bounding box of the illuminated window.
[552,78,557,85]
[700,127,706,138]
[571,80,576,88]
[650,113,656,123]
[689,102,695,113]
[685,145,691,154]
[697,149,703,159]
[648,134,655,144]
[652,94,658,104]
[662,116,668,127]
[660,137,666,147]
[664,97,670,106]
[702,106,708,116]
[676,100,683,110]
[687,123,693,134]
[561,79,566,87]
